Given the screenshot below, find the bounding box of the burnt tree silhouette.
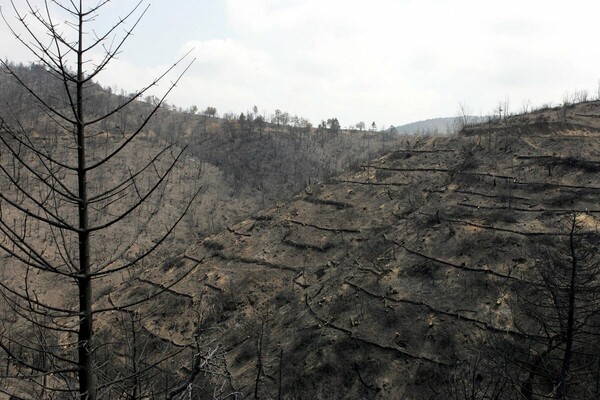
[506,212,600,399]
[0,1,198,398]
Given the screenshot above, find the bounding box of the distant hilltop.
[394,116,486,135]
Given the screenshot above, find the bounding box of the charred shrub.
[161,255,184,272]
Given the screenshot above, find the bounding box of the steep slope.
[117,100,600,398]
[1,63,416,398]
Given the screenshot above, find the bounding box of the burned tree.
[505,213,600,399]
[0,1,199,398]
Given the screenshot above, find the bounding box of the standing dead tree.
[505,212,600,399]
[0,1,198,398]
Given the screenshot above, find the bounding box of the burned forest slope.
[121,101,600,398]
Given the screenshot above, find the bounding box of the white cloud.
[3,0,600,126]
[182,39,275,83]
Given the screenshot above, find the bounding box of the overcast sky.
[1,0,599,128]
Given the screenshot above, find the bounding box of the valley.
[88,101,600,398]
[1,5,599,397]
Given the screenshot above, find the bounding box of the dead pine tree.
[506,212,600,399]
[254,321,265,399]
[0,1,200,398]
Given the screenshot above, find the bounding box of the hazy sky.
[1,0,599,128]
